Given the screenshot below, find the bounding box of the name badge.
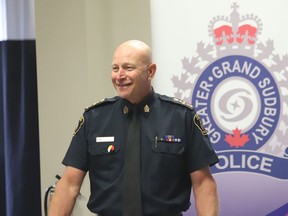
[96,136,115,143]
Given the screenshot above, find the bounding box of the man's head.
[111,40,156,104]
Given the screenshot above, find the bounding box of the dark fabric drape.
[0,40,41,216]
[0,52,6,215]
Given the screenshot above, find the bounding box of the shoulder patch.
[194,114,208,136]
[160,95,194,110]
[73,115,85,136]
[85,96,119,112]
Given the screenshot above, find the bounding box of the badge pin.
[123,106,129,114]
[144,105,150,113]
[107,145,115,153]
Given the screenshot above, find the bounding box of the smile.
[117,83,132,87]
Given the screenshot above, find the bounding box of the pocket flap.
[89,142,120,155]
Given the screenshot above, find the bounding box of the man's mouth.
[117,83,132,87]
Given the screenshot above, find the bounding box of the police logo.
[172,3,288,179]
[194,114,208,136]
[73,115,85,136]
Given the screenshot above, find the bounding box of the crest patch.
[73,115,85,136]
[193,114,208,136]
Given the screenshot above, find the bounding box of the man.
[48,40,219,216]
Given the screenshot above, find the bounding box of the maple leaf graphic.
[225,128,250,148]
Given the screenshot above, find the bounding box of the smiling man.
[48,40,219,216]
[111,40,155,104]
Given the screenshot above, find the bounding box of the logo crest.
[172,2,288,179]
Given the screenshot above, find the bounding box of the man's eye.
[125,66,135,71]
[112,67,119,72]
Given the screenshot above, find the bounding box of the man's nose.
[117,68,127,78]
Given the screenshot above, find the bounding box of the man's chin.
[117,91,130,99]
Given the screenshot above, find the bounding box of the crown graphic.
[209,2,262,53]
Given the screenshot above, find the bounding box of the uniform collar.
[121,90,156,118]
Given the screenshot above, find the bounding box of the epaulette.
[85,96,119,112]
[159,95,194,110]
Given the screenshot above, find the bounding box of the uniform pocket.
[88,142,120,156]
[152,138,184,155]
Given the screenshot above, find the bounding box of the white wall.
[35,0,151,215]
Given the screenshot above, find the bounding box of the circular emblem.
[192,55,280,151]
[171,2,288,179]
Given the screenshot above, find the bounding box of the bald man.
[48,40,219,216]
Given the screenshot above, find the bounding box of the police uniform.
[62,90,219,216]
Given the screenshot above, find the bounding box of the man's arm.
[48,166,86,216]
[190,166,219,216]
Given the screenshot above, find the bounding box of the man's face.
[111,46,151,104]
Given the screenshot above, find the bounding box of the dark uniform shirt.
[62,91,219,216]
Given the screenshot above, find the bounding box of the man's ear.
[148,63,157,80]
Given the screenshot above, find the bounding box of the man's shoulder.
[85,96,120,112]
[158,94,194,110]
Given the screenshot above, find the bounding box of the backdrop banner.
[150,1,288,215]
[0,0,41,215]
